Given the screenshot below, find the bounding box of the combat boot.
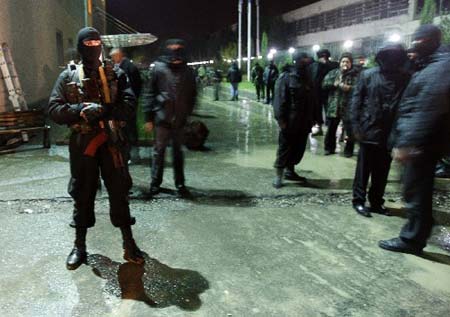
[123,239,145,265]
[66,228,87,270]
[284,166,306,182]
[121,225,145,264]
[272,168,284,189]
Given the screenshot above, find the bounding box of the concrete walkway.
[1,93,450,317]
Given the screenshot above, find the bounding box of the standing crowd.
[47,24,450,271]
[269,24,450,255]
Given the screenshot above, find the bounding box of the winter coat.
[393,50,450,155]
[350,66,410,147]
[322,68,359,119]
[119,57,142,98]
[273,66,314,132]
[227,66,243,83]
[142,61,197,129]
[48,66,135,127]
[263,65,279,86]
[309,60,339,107]
[251,65,264,84]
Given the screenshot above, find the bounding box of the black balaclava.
[293,52,309,70]
[375,44,407,73]
[161,39,187,66]
[316,49,331,60]
[77,27,102,69]
[411,24,442,58]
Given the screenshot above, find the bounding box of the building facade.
[0,0,106,112]
[281,0,446,59]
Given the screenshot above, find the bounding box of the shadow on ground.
[87,252,209,311]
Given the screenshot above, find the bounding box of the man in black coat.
[309,49,339,136]
[142,39,197,198]
[227,62,242,101]
[379,25,450,254]
[272,52,314,188]
[251,62,265,102]
[110,48,142,163]
[264,60,279,104]
[48,27,144,270]
[350,44,410,218]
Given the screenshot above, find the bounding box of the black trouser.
[255,82,265,100]
[266,83,275,104]
[213,83,221,100]
[324,117,339,153]
[314,101,325,126]
[324,117,354,154]
[151,126,185,187]
[352,143,392,207]
[123,113,138,159]
[399,154,438,248]
[68,132,133,228]
[274,127,309,169]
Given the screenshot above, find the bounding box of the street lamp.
[267,53,274,60]
[388,33,401,43]
[312,44,320,52]
[269,48,277,55]
[343,40,354,50]
[288,47,296,54]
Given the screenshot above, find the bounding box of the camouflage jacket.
[322,68,359,119]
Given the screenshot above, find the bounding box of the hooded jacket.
[350,45,410,147]
[393,48,450,155]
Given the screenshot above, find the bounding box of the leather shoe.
[66,247,87,270]
[176,185,192,198]
[378,237,423,255]
[370,205,391,216]
[284,170,307,182]
[353,204,371,217]
[149,185,160,196]
[272,176,283,189]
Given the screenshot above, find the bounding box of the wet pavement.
[1,90,450,316]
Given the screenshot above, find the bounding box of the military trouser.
[399,154,438,248]
[68,132,134,228]
[151,126,185,188]
[274,127,309,169]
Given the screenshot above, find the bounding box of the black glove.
[80,103,104,123]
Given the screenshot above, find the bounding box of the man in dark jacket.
[48,27,144,270]
[379,25,450,254]
[227,62,242,101]
[309,49,339,136]
[272,52,314,188]
[143,39,197,198]
[251,62,265,102]
[350,44,410,218]
[264,60,279,104]
[110,48,143,163]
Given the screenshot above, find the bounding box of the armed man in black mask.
[48,27,144,269]
[143,39,197,198]
[350,44,410,218]
[379,25,450,254]
[272,52,314,188]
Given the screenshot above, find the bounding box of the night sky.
[107,0,318,40]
